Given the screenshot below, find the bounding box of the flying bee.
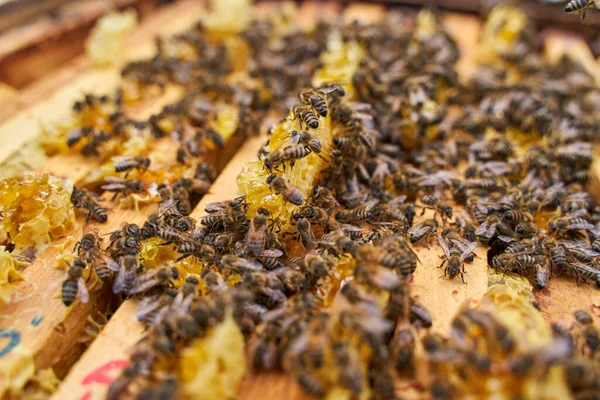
[266,174,304,205]
[408,219,438,246]
[71,187,107,223]
[101,177,144,200]
[62,259,89,306]
[564,0,597,22]
[111,254,139,295]
[290,105,319,129]
[420,194,453,221]
[244,208,270,257]
[438,234,477,283]
[298,88,328,117]
[113,156,150,177]
[128,266,179,295]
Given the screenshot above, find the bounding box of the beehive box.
[0,1,599,399]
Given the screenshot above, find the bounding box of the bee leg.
[86,210,93,224]
[124,170,130,179]
[459,271,466,284]
[438,258,447,268]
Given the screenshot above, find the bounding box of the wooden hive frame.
[0,1,599,399]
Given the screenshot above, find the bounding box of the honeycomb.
[0,247,24,304]
[85,9,138,67]
[179,312,246,400]
[0,174,75,254]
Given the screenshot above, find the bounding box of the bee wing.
[77,277,89,303]
[362,198,379,212]
[128,279,158,295]
[111,156,133,163]
[437,236,451,258]
[101,183,125,191]
[261,287,286,303]
[497,235,517,243]
[475,221,496,237]
[564,209,590,219]
[408,223,429,237]
[104,255,121,272]
[104,176,125,183]
[204,201,227,213]
[136,295,160,321]
[157,199,179,215]
[371,265,401,290]
[260,248,283,258]
[113,268,127,294]
[567,221,594,230]
[459,241,478,262]
[388,195,407,207]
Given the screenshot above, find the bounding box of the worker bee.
[332,341,364,396]
[354,262,402,291]
[319,232,356,256]
[438,234,477,283]
[266,174,305,205]
[335,199,377,224]
[542,238,568,270]
[108,235,140,258]
[113,156,151,177]
[298,88,328,117]
[290,130,325,155]
[408,219,438,245]
[177,240,216,263]
[291,105,320,129]
[303,253,334,282]
[295,217,315,251]
[357,244,417,276]
[81,130,111,157]
[220,254,264,273]
[173,185,192,216]
[74,231,103,256]
[71,187,108,223]
[101,177,145,200]
[109,223,141,247]
[244,208,270,257]
[66,126,94,148]
[475,215,510,245]
[420,194,453,221]
[111,254,139,295]
[533,262,551,290]
[548,210,594,234]
[62,259,89,306]
[392,321,416,373]
[129,267,179,295]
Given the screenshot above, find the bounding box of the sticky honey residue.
[0,344,35,399]
[0,174,75,254]
[85,9,138,67]
[0,246,25,304]
[179,312,246,400]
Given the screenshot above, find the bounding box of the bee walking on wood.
[113,156,151,177]
[438,234,477,283]
[71,187,107,223]
[62,259,89,306]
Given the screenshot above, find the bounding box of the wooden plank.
[0,0,204,163]
[0,0,155,89]
[55,3,385,399]
[54,133,268,400]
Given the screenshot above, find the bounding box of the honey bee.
[74,231,103,256]
[111,254,139,295]
[549,211,595,235]
[420,194,453,221]
[81,130,111,157]
[293,205,330,226]
[71,187,107,223]
[533,262,551,290]
[101,177,145,200]
[113,156,151,177]
[319,232,356,256]
[109,223,141,247]
[438,234,477,283]
[108,236,140,258]
[173,185,192,216]
[107,364,139,400]
[244,208,269,257]
[392,321,416,373]
[66,126,94,148]
[303,253,333,282]
[220,254,264,273]
[542,238,568,270]
[62,259,89,306]
[298,88,328,117]
[291,105,320,129]
[129,267,179,295]
[266,174,305,205]
[295,217,315,250]
[290,130,324,155]
[354,262,402,291]
[335,199,378,224]
[177,240,216,263]
[356,244,417,276]
[332,341,363,396]
[408,219,438,245]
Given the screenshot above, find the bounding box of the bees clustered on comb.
[3,2,600,400]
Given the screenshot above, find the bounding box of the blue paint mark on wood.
[31,315,44,326]
[0,329,21,357]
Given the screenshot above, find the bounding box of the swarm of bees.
[26,3,600,400]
